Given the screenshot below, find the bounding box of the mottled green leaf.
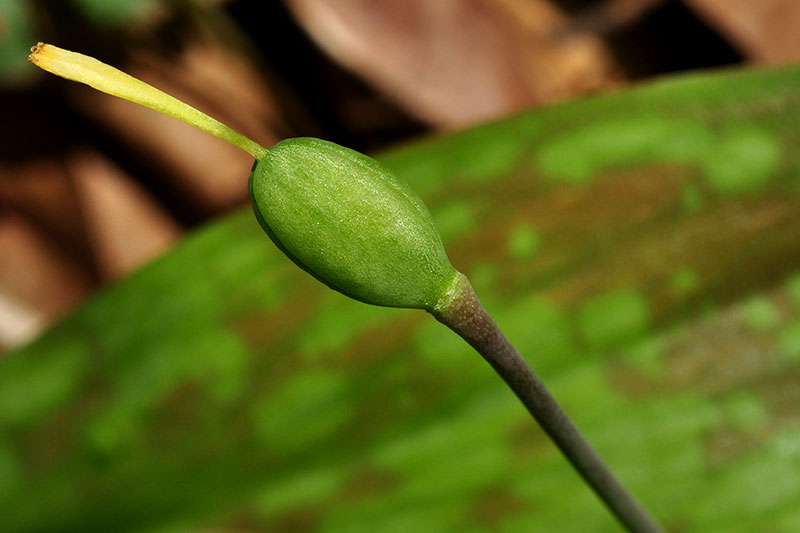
[3,65,800,532]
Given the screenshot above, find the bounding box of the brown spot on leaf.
[463,486,529,529]
[507,416,549,463]
[336,464,400,503]
[704,423,763,468]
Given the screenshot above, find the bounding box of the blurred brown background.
[1,0,799,352]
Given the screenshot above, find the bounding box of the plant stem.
[430,273,663,533]
[28,43,267,159]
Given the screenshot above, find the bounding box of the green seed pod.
[249,137,458,309]
[28,43,460,310]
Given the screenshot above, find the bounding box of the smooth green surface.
[4,65,800,532]
[249,138,457,309]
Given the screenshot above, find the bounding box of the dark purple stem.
[430,274,662,533]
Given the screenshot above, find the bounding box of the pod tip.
[28,42,46,63]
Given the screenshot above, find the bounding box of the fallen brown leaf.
[0,159,92,264]
[286,0,622,128]
[683,0,800,63]
[69,151,182,281]
[0,214,92,344]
